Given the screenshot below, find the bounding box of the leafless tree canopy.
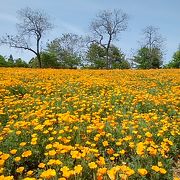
[0,7,53,68]
[90,9,128,46]
[89,9,128,68]
[17,7,53,38]
[142,26,164,50]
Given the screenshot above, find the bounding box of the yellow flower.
[126,169,135,176]
[70,150,81,159]
[48,150,56,156]
[1,154,10,160]
[107,168,116,180]
[38,163,46,168]
[159,168,167,174]
[136,142,145,156]
[110,157,115,161]
[0,160,5,167]
[20,142,27,147]
[0,175,14,180]
[40,169,56,179]
[151,165,159,172]
[88,162,97,169]
[10,149,17,155]
[22,150,32,158]
[102,141,109,147]
[16,130,21,135]
[138,168,148,176]
[145,132,152,138]
[14,157,21,162]
[26,170,33,176]
[97,157,106,166]
[23,178,36,180]
[97,167,107,176]
[158,161,163,167]
[60,166,72,178]
[74,165,83,174]
[119,149,126,155]
[16,166,24,173]
[0,167,4,174]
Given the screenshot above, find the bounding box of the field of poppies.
[0,68,179,180]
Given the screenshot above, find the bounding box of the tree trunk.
[37,37,42,68]
[37,53,42,68]
[106,48,109,69]
[106,34,112,69]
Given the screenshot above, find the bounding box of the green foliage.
[0,55,8,67]
[46,34,84,68]
[112,59,130,69]
[7,85,27,96]
[59,51,81,68]
[134,47,163,69]
[86,43,106,69]
[165,50,180,68]
[7,55,14,67]
[14,58,28,67]
[86,43,129,69]
[41,52,58,68]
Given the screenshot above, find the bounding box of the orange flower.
[107,148,114,155]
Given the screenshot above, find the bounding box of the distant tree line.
[0,54,28,67]
[0,7,179,69]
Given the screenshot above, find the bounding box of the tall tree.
[46,33,85,68]
[0,7,53,68]
[134,26,164,69]
[89,9,128,68]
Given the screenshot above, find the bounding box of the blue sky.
[0,0,179,64]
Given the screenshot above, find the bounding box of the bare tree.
[142,26,164,50]
[89,9,128,68]
[141,26,165,68]
[0,7,53,68]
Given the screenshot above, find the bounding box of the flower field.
[0,68,179,180]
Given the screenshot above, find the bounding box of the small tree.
[86,43,106,68]
[166,49,180,68]
[89,9,128,68]
[134,26,164,69]
[14,58,28,67]
[86,43,129,69]
[46,33,85,68]
[134,47,163,69]
[0,55,7,67]
[0,7,53,68]
[7,54,14,67]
